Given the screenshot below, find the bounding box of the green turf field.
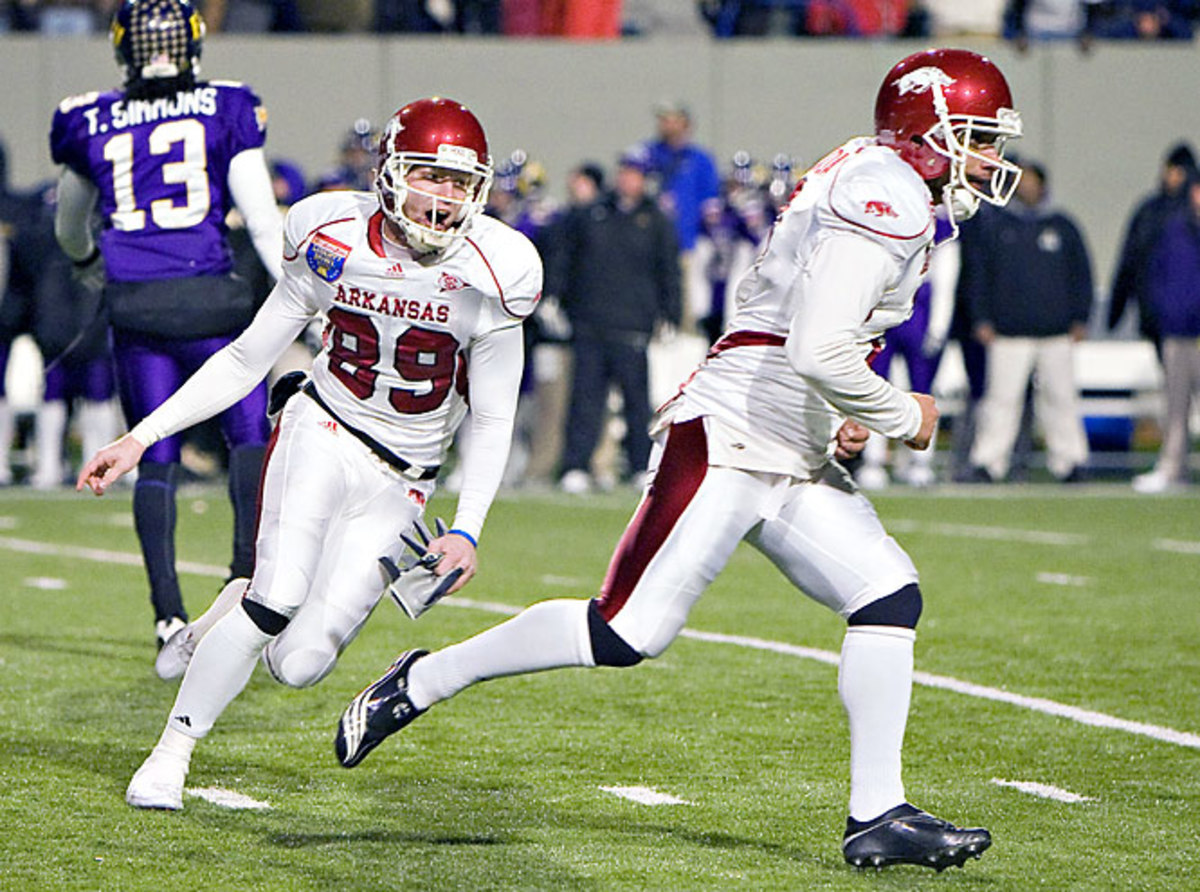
[1,482,1197,890]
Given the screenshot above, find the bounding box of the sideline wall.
[2,34,1199,287]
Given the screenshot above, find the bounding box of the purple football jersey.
[50,81,267,282]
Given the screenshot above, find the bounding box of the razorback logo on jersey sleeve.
[828,147,933,242]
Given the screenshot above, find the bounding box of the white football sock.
[839,624,915,821]
[78,399,119,464]
[167,605,272,738]
[33,400,67,487]
[0,398,14,484]
[407,599,594,710]
[153,724,197,763]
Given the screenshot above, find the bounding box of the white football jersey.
[282,191,542,467]
[656,137,935,478]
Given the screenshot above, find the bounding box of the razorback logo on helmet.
[864,200,899,219]
[896,67,955,99]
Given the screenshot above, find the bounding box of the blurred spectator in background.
[1109,141,1197,354]
[1090,0,1196,39]
[554,147,680,494]
[14,181,119,490]
[294,0,372,30]
[269,158,308,208]
[689,151,763,345]
[539,0,621,36]
[641,101,718,331]
[1133,169,1200,493]
[312,119,379,193]
[1003,0,1101,50]
[964,160,1093,483]
[2,0,117,33]
[521,160,605,486]
[0,137,17,485]
[922,0,1004,36]
[374,0,445,30]
[203,0,305,31]
[699,0,929,36]
[855,210,959,489]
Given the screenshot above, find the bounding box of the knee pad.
[241,598,290,636]
[263,643,336,688]
[587,601,644,667]
[847,583,923,630]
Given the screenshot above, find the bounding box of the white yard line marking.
[187,787,271,810]
[601,785,693,806]
[674,628,1200,751]
[23,577,68,590]
[888,519,1088,547]
[991,778,1095,803]
[539,574,587,587]
[8,536,1200,752]
[1035,572,1090,587]
[0,535,226,576]
[1153,538,1200,555]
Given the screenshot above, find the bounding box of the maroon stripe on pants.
[595,418,709,622]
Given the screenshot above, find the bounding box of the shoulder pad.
[828,148,933,241]
[56,92,101,114]
[463,217,543,319]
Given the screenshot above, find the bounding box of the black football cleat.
[335,649,428,768]
[843,803,991,871]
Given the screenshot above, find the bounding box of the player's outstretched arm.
[76,434,146,496]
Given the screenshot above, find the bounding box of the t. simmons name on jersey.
[332,283,451,323]
[74,87,221,136]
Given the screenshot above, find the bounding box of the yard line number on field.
[3,532,1199,753]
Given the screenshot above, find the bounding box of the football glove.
[380,517,463,620]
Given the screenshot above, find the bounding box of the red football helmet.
[875,48,1022,219]
[375,97,493,253]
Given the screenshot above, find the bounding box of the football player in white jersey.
[335,50,1023,871]
[76,97,542,810]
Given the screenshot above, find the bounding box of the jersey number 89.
[326,307,463,414]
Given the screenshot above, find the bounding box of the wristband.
[447,528,477,548]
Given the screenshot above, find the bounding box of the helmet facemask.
[923,95,1023,222]
[376,143,492,255]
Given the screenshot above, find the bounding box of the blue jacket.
[1148,209,1200,337]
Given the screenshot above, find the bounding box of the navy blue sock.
[134,462,184,622]
[227,444,265,581]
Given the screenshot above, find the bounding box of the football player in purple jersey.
[51,0,283,652]
[336,48,1024,872]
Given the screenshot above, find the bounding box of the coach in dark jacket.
[962,160,1093,482]
[551,147,681,492]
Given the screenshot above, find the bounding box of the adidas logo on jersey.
[385,262,406,278]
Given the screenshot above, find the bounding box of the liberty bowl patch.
[307,232,351,282]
